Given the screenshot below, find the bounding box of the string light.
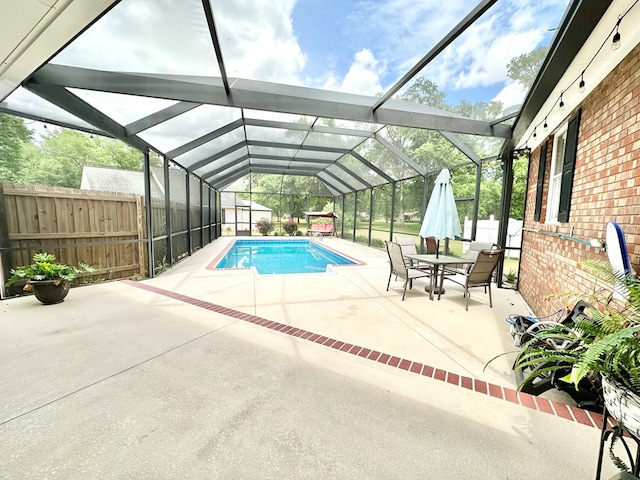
[516,0,638,150]
[612,18,621,50]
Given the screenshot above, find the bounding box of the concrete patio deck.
[1,238,618,479]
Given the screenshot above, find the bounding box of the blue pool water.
[215,239,356,274]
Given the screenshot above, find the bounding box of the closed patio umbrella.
[419,168,462,257]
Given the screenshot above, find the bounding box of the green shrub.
[355,235,368,245]
[256,217,275,236]
[282,220,298,236]
[371,238,385,249]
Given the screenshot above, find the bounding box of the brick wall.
[520,42,640,316]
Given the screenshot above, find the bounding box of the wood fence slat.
[2,187,138,202]
[8,231,139,240]
[1,182,149,293]
[137,196,145,276]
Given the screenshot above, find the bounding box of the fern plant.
[514,260,640,395]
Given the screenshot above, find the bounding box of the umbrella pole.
[436,239,440,258]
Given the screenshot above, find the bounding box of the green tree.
[507,46,549,89]
[19,129,144,188]
[0,114,32,182]
[509,153,528,220]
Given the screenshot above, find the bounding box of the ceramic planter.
[27,279,71,305]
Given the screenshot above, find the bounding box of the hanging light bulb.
[543,117,548,130]
[559,92,565,111]
[533,127,537,139]
[612,18,621,50]
[579,71,585,93]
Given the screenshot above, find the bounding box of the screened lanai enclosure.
[0,0,605,291]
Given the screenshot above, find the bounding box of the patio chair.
[424,236,438,254]
[385,241,432,300]
[446,241,499,276]
[395,236,432,272]
[443,248,503,310]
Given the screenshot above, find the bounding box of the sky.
[45,0,571,112]
[12,0,571,140]
[214,0,571,111]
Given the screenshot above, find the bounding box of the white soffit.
[519,0,640,150]
[0,0,118,102]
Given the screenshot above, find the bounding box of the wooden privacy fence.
[0,182,147,296]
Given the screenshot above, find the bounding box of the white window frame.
[546,123,568,223]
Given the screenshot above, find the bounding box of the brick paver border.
[122,279,604,429]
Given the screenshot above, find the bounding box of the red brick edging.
[122,279,603,429]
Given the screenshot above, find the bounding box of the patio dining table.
[405,254,475,301]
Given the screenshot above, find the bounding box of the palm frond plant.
[513,260,640,472]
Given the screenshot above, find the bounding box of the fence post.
[136,195,145,277]
[0,184,10,298]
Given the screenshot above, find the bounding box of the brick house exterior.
[519,42,640,316]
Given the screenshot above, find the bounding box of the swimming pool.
[214,239,357,274]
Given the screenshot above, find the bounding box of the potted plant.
[5,252,95,304]
[514,260,640,471]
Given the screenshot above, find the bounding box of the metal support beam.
[333,163,372,189]
[164,157,173,266]
[439,131,481,165]
[350,152,395,183]
[244,117,377,138]
[201,0,230,94]
[374,134,426,176]
[29,65,511,138]
[390,181,396,241]
[368,188,374,247]
[185,172,192,255]
[0,105,109,137]
[25,83,150,152]
[320,170,355,193]
[142,150,154,277]
[472,164,482,241]
[496,152,515,287]
[125,101,201,135]
[167,118,244,158]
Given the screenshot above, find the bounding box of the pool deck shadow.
[0,238,619,479]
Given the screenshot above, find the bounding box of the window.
[546,126,567,223]
[546,109,581,223]
[533,140,548,221]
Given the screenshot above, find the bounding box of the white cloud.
[323,49,384,95]
[492,81,528,112]
[353,0,567,96]
[214,0,306,84]
[348,1,471,84]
